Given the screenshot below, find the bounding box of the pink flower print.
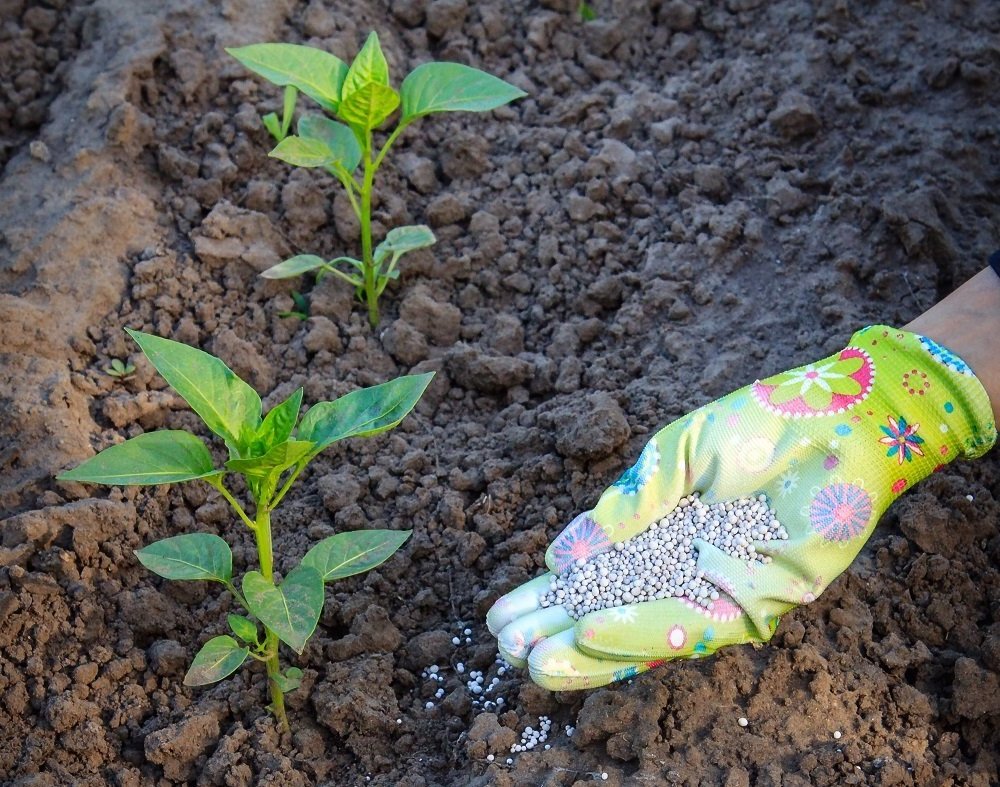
[808,483,872,541]
[751,347,875,418]
[549,513,612,573]
[878,415,925,465]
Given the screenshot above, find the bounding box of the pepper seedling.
[58,329,433,731]
[277,290,310,320]
[104,358,136,379]
[227,33,527,327]
[262,85,298,142]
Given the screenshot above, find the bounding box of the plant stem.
[222,580,250,610]
[208,476,257,531]
[360,132,378,328]
[373,119,410,171]
[254,507,288,732]
[268,463,306,513]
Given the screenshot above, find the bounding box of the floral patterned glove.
[486,326,996,690]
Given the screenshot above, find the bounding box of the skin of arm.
[905,266,1000,423]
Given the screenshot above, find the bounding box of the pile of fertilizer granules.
[539,493,788,620]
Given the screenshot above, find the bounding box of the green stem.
[360,132,378,328]
[254,507,288,732]
[208,476,257,531]
[373,119,411,171]
[343,180,362,218]
[376,252,402,297]
[268,463,306,513]
[320,263,363,289]
[223,580,249,611]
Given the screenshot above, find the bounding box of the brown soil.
[2,0,999,785]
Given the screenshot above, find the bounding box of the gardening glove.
[487,326,996,690]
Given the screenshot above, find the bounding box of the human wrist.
[904,267,1000,423]
[861,325,997,463]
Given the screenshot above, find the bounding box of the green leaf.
[225,440,314,479]
[298,114,362,173]
[337,82,400,130]
[135,533,233,582]
[296,373,434,455]
[227,43,347,113]
[273,667,303,693]
[125,329,262,456]
[262,112,282,141]
[269,135,339,168]
[303,530,411,582]
[242,566,324,654]
[343,31,391,98]
[281,84,298,136]
[228,614,260,645]
[401,62,527,121]
[291,292,309,314]
[261,254,327,280]
[58,431,217,486]
[184,636,249,686]
[373,224,437,266]
[255,388,304,451]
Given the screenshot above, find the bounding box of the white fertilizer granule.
[539,493,787,620]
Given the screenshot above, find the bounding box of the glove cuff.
[853,325,996,463]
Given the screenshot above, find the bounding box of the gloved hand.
[487,326,996,690]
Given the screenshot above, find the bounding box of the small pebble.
[738,717,748,727]
[29,140,51,162]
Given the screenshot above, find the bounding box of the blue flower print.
[612,440,660,495]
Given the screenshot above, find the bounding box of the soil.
[1,0,999,785]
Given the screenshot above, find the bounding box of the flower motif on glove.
[613,665,639,681]
[878,414,925,465]
[807,482,872,541]
[607,605,638,624]
[548,513,612,573]
[612,440,660,495]
[752,347,874,418]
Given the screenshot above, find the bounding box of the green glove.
[486,326,996,690]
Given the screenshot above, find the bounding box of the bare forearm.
[905,267,1000,422]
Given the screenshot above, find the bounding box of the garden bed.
[1,0,999,784]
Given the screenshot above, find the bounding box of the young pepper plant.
[262,85,298,142]
[227,33,527,327]
[58,329,432,731]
